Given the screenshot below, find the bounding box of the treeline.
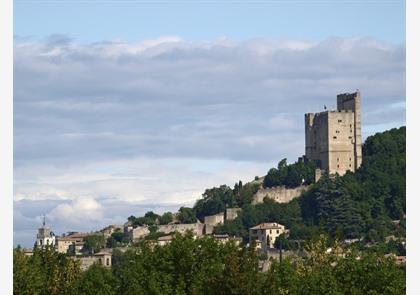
[127,207,197,227]
[213,126,406,244]
[14,233,405,295]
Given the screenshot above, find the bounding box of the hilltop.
[125,126,405,251]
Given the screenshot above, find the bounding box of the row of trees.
[14,233,405,294]
[127,207,197,228]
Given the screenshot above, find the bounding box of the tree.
[177,207,196,224]
[263,158,316,188]
[83,235,106,254]
[193,185,235,220]
[76,264,116,295]
[14,246,81,295]
[107,231,129,248]
[159,212,173,225]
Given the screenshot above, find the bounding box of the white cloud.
[48,197,104,226]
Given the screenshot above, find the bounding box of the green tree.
[76,264,116,295]
[177,207,196,224]
[83,235,106,254]
[159,212,173,225]
[14,246,81,295]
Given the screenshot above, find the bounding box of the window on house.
[349,136,352,139]
[337,164,340,168]
[333,136,337,139]
[349,157,351,161]
[349,164,352,167]
[106,258,110,266]
[277,230,279,234]
[337,158,339,162]
[336,130,340,133]
[338,119,342,123]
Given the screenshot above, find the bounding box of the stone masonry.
[252,185,308,204]
[305,91,362,175]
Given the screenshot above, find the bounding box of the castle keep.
[304,91,362,176]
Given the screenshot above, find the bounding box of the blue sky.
[15,1,405,44]
[13,0,405,247]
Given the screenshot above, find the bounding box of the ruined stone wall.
[157,223,205,236]
[204,212,225,226]
[226,208,242,220]
[130,226,150,241]
[252,185,308,204]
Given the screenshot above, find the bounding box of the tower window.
[337,164,340,168]
[349,164,352,167]
[336,130,340,133]
[338,119,342,123]
[337,158,339,162]
[333,136,337,139]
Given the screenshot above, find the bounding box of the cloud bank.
[14,36,405,246]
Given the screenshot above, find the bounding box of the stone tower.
[304,90,362,175]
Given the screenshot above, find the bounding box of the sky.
[13,0,406,247]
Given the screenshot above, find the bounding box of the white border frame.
[406,0,419,293]
[0,0,13,293]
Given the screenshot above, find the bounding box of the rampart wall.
[252,185,308,204]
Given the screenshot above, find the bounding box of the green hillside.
[213,126,406,245]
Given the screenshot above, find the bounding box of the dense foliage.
[263,158,317,188]
[106,231,129,248]
[193,182,260,221]
[14,234,405,294]
[83,235,106,254]
[14,246,81,295]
